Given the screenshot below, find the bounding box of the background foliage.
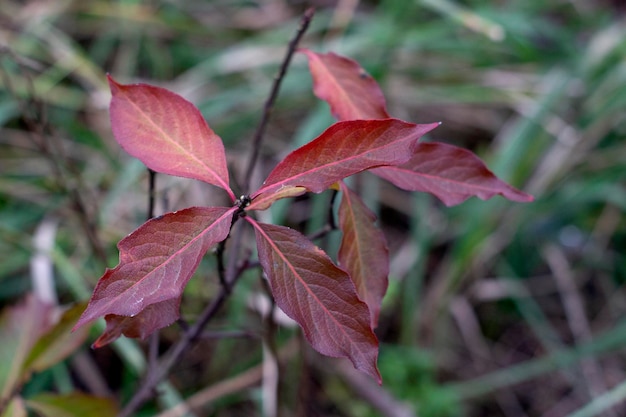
[1,0,625,416]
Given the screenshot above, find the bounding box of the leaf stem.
[119,10,316,415]
[216,238,228,289]
[147,169,156,220]
[120,217,249,415]
[145,168,161,392]
[242,7,315,192]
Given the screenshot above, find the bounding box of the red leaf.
[91,299,179,348]
[300,49,390,121]
[338,183,389,328]
[246,186,307,212]
[248,218,381,383]
[74,206,236,343]
[372,142,534,206]
[108,76,234,201]
[250,119,439,210]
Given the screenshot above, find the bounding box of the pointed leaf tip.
[91,299,179,348]
[74,207,236,344]
[300,49,390,121]
[252,119,439,209]
[107,75,234,200]
[373,142,534,206]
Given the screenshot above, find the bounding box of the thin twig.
[243,7,315,192]
[216,239,228,288]
[121,222,248,417]
[146,169,161,382]
[147,169,157,220]
[118,10,316,415]
[118,273,243,417]
[327,189,339,230]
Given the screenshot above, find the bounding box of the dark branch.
[147,169,157,221]
[242,7,315,192]
[118,10,317,416]
[118,274,244,417]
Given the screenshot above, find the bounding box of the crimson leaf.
[338,182,389,328]
[372,142,534,206]
[74,206,236,344]
[249,119,439,210]
[248,218,381,383]
[90,299,179,348]
[300,49,390,120]
[300,51,532,205]
[108,76,234,201]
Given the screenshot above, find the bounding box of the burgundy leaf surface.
[300,49,390,121]
[74,207,236,343]
[372,142,534,206]
[108,76,234,200]
[250,119,439,210]
[91,299,179,348]
[338,182,389,328]
[248,219,381,383]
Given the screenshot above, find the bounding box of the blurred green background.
[1,1,625,416]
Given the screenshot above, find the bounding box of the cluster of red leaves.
[74,50,532,383]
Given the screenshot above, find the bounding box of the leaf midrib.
[88,207,234,319]
[376,165,513,194]
[251,221,368,354]
[256,124,424,196]
[122,90,230,192]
